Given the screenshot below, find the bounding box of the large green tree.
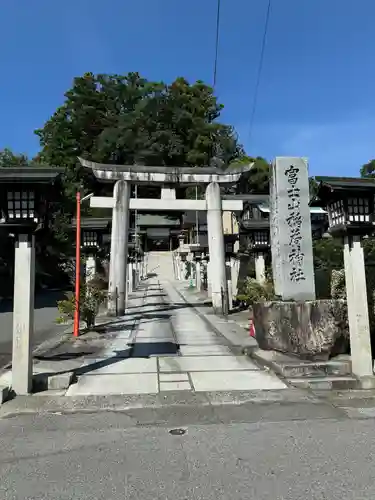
[361,159,375,178]
[35,72,243,203]
[0,148,31,167]
[230,155,270,194]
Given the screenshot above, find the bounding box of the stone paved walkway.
[65,252,286,396]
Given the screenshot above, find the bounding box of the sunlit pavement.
[65,252,286,396]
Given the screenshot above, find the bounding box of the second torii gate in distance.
[79,158,252,316]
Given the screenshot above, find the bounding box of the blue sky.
[0,0,374,176]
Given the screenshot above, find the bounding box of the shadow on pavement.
[129,341,178,357]
[73,341,179,377]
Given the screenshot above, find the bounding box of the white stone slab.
[133,338,176,344]
[159,373,190,382]
[158,355,260,373]
[190,370,287,391]
[66,373,158,396]
[177,334,218,339]
[136,332,174,339]
[104,331,133,339]
[79,357,157,374]
[178,340,226,346]
[0,371,12,387]
[103,343,132,355]
[160,381,192,391]
[179,345,232,356]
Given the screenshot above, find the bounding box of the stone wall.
[253,299,349,360]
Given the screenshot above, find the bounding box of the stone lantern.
[245,223,270,284]
[190,245,205,291]
[316,178,375,236]
[224,234,237,258]
[72,217,110,285]
[238,200,271,284]
[315,176,375,385]
[247,228,270,252]
[126,243,139,294]
[0,166,63,395]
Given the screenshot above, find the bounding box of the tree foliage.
[361,159,375,178]
[313,237,343,270]
[230,155,270,194]
[35,73,243,202]
[0,148,31,167]
[229,157,322,199]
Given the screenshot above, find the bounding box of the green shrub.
[237,277,275,306]
[331,269,346,300]
[56,275,107,329]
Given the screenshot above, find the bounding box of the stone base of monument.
[248,349,369,390]
[252,299,349,360]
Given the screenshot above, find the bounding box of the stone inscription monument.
[270,157,315,300]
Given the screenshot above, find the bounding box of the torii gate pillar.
[206,182,229,315]
[107,180,131,316]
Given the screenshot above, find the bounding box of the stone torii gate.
[79,158,252,316]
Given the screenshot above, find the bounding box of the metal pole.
[73,191,81,337]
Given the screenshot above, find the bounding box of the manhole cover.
[169,428,186,436]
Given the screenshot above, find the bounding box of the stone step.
[278,360,352,378]
[249,348,352,377]
[288,376,358,390]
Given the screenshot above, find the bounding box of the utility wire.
[248,0,272,145]
[194,0,222,244]
[213,0,222,88]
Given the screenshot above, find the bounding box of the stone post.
[230,256,240,298]
[344,235,373,379]
[207,260,212,295]
[107,180,131,316]
[179,254,186,280]
[206,182,228,315]
[172,252,176,279]
[174,253,180,280]
[226,262,233,311]
[140,255,145,280]
[255,252,266,284]
[142,253,147,279]
[195,260,202,290]
[85,255,96,285]
[127,261,133,294]
[134,260,139,288]
[12,234,35,395]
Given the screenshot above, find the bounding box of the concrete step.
[278,360,352,378]
[249,348,352,376]
[247,348,358,391]
[289,376,358,390]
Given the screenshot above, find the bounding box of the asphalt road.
[0,408,374,499]
[0,290,69,369]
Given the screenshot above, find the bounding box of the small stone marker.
[270,157,315,300]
